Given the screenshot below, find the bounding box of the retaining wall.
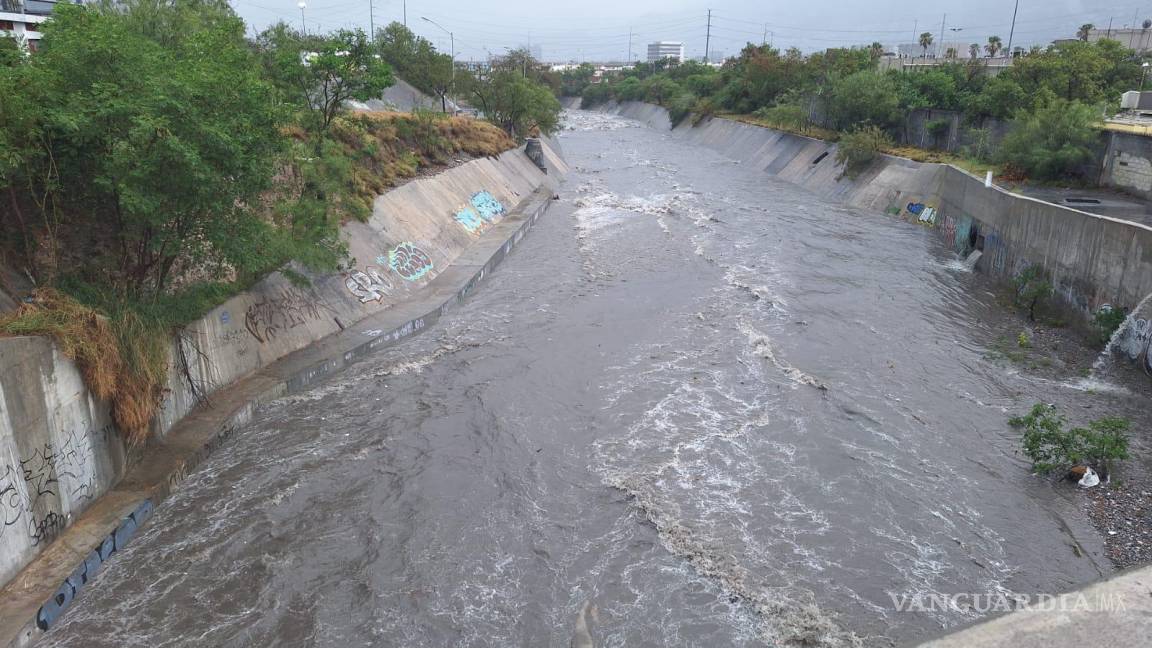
[0,140,565,595]
[608,101,1152,332]
[1102,130,1152,200]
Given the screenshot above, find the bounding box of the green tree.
[998,95,1101,180]
[894,67,964,111]
[580,81,612,107]
[969,43,980,60]
[614,76,645,101]
[986,35,1003,58]
[1078,23,1094,41]
[643,76,683,105]
[259,24,393,139]
[8,2,287,296]
[1010,404,1130,476]
[560,62,596,96]
[824,70,901,131]
[1009,39,1140,107]
[919,32,934,56]
[836,124,892,177]
[964,74,1026,120]
[375,22,454,111]
[468,69,561,139]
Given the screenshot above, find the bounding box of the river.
[41,110,1152,647]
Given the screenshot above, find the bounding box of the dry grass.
[722,112,841,142]
[288,112,516,223]
[0,289,166,445]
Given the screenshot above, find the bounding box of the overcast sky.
[232,0,1152,62]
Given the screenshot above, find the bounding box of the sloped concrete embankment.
[0,139,567,647]
[606,101,1152,332]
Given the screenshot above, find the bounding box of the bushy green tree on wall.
[258,24,394,141]
[998,93,1101,180]
[14,2,288,297]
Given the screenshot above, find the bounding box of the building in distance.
[647,41,684,63]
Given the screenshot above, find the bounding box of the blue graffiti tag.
[389,242,434,281]
[906,202,926,215]
[471,191,506,222]
[454,207,486,234]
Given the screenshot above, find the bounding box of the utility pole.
[1006,0,1020,58]
[403,0,407,28]
[763,23,767,46]
[368,0,374,41]
[911,20,917,58]
[628,28,633,63]
[938,13,946,58]
[1107,17,1114,38]
[705,9,712,62]
[298,0,306,34]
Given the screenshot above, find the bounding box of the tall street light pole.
[1006,0,1020,58]
[297,0,306,34]
[422,17,455,112]
[938,14,946,58]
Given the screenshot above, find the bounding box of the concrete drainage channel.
[0,185,560,648]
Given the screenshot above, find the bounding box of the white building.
[1083,28,1152,53]
[1,0,79,52]
[647,41,684,63]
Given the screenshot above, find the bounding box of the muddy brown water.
[42,111,1152,647]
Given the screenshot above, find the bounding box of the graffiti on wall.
[454,207,487,234]
[471,191,506,221]
[0,426,106,546]
[344,266,393,303]
[388,242,434,281]
[244,288,332,344]
[1119,317,1152,369]
[983,230,1008,273]
[942,212,956,244]
[906,202,937,224]
[952,215,971,251]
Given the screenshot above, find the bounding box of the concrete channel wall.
[606,101,1152,330]
[0,140,566,602]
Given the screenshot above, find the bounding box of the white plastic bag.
[1078,468,1100,488]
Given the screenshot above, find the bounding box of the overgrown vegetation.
[1010,403,1131,476]
[1013,266,1054,322]
[836,126,892,178]
[569,36,1141,180]
[0,0,523,443]
[1094,305,1129,347]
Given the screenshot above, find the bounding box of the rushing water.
[44,111,1152,647]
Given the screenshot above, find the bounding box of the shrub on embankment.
[0,0,515,444]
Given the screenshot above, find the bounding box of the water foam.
[739,322,826,390]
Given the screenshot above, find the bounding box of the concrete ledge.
[0,186,558,648]
[918,566,1152,647]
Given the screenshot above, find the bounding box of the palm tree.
[986,35,1002,58]
[869,41,884,59]
[945,47,957,59]
[969,43,980,59]
[1077,24,1094,41]
[919,32,934,57]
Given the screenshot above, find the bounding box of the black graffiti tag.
[244,288,332,344]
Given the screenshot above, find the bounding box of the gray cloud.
[233,0,1148,61]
